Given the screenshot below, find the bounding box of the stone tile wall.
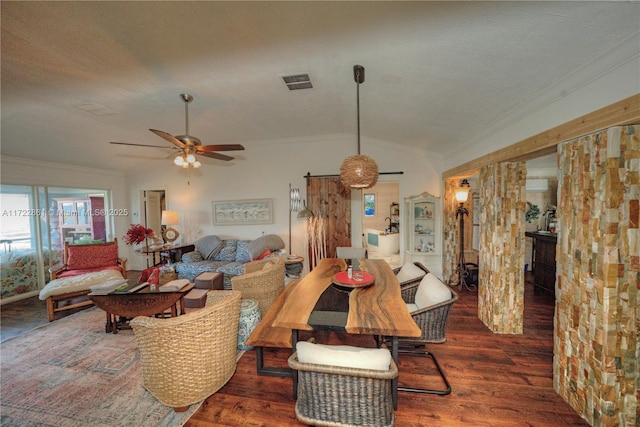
[443,180,457,285]
[478,161,527,334]
[555,125,638,426]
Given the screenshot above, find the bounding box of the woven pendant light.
[339,65,378,189]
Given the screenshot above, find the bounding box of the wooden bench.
[245,279,298,377]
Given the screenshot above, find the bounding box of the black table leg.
[292,329,298,399]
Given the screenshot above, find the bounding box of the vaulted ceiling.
[2,1,638,172]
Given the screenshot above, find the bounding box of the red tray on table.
[332,271,375,289]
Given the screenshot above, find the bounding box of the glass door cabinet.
[404,192,442,276]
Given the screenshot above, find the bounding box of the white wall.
[125,134,443,270]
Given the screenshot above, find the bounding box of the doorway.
[361,182,400,269]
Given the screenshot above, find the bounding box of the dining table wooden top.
[272,257,421,338]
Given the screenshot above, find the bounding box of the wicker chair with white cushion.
[395,273,458,395]
[130,290,241,412]
[288,340,397,427]
[231,257,285,318]
[392,261,429,286]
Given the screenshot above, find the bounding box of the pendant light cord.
[356,69,361,155]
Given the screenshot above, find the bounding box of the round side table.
[237,299,261,350]
[284,255,304,278]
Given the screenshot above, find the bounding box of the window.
[364,193,375,217]
[1,187,35,252]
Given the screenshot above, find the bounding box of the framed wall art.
[212,198,273,225]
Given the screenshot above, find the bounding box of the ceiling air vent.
[281,73,313,90]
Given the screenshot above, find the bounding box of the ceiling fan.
[110,94,244,168]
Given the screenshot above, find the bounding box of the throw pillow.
[194,235,223,260]
[235,240,252,263]
[247,234,285,260]
[214,240,238,262]
[396,262,427,283]
[296,341,391,371]
[253,249,271,261]
[181,251,203,263]
[414,273,451,309]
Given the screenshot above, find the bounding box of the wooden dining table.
[272,257,421,409]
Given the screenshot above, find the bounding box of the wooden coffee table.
[89,282,194,333]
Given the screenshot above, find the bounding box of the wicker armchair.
[288,342,397,427]
[130,290,241,411]
[396,276,458,395]
[231,257,285,318]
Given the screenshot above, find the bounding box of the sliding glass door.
[1,184,111,302]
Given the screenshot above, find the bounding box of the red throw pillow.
[253,249,271,261]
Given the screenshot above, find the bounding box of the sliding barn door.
[306,177,351,269]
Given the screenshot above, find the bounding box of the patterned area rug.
[1,307,213,427]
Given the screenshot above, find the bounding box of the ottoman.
[184,288,208,308]
[194,272,224,290]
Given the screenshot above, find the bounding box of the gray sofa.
[174,234,285,289]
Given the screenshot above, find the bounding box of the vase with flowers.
[123,224,163,249]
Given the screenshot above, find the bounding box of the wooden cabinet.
[525,231,557,299]
[404,192,442,276]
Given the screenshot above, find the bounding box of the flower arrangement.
[123,224,156,246]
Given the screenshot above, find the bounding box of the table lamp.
[161,210,180,243]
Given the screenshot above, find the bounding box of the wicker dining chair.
[392,261,429,287]
[130,290,241,411]
[231,257,285,318]
[396,276,459,395]
[288,341,397,427]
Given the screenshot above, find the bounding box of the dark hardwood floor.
[1,273,588,426]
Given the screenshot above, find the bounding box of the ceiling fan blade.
[197,144,245,152]
[110,141,171,149]
[199,151,234,161]
[149,129,186,149]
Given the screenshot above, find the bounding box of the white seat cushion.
[405,302,420,313]
[414,273,452,309]
[296,341,391,371]
[39,270,124,300]
[396,262,426,283]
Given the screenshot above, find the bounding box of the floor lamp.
[455,179,475,291]
[289,184,301,255]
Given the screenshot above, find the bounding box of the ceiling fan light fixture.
[186,153,196,163]
[181,162,189,169]
[193,160,202,169]
[174,155,184,166]
[339,65,379,189]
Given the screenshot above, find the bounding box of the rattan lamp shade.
[339,154,379,188]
